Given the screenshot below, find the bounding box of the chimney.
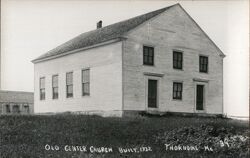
[97,20,102,29]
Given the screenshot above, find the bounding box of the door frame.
[194,81,207,113]
[144,75,162,111]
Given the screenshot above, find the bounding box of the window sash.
[40,88,45,100]
[66,85,73,98]
[53,87,58,99]
[82,69,90,83]
[173,82,182,100]
[199,56,208,72]
[143,46,154,65]
[66,72,73,85]
[82,83,90,96]
[173,51,183,69]
[40,77,45,89]
[52,75,58,87]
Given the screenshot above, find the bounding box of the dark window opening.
[173,82,183,100]
[6,105,10,113]
[143,46,154,65]
[199,56,208,73]
[23,105,30,113]
[173,51,183,69]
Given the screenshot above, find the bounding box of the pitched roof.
[32,4,176,63]
[0,90,34,103]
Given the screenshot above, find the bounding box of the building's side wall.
[0,102,34,114]
[122,5,223,114]
[34,42,123,114]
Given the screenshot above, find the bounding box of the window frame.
[52,74,59,99]
[82,69,90,96]
[66,72,73,98]
[199,55,209,73]
[39,77,45,100]
[173,82,183,100]
[143,46,154,66]
[173,50,183,70]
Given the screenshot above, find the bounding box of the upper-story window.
[52,75,58,99]
[82,69,90,96]
[143,46,154,66]
[199,56,208,73]
[173,82,183,100]
[66,72,73,98]
[173,51,183,70]
[40,77,45,100]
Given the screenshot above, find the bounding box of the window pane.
[67,85,73,97]
[82,69,90,83]
[40,77,45,88]
[40,89,45,100]
[66,72,73,85]
[52,75,58,87]
[178,84,182,91]
[53,87,58,99]
[82,83,90,95]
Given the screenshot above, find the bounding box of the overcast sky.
[1,0,249,117]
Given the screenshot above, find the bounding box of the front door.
[196,85,204,110]
[148,79,157,108]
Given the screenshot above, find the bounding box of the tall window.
[173,51,183,69]
[173,82,183,100]
[143,46,154,65]
[199,56,208,73]
[66,72,73,98]
[52,75,58,99]
[40,77,45,100]
[82,69,90,96]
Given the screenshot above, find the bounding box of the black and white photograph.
[0,0,249,157]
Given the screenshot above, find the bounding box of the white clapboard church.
[32,4,225,117]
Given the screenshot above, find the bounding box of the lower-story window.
[12,105,20,114]
[6,105,10,113]
[173,82,183,100]
[66,72,73,98]
[23,105,30,113]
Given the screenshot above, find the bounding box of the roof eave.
[32,37,126,64]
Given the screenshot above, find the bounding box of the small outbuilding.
[0,90,34,114]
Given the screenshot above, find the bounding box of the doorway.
[148,79,157,108]
[196,85,204,110]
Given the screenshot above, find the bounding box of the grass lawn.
[0,114,249,158]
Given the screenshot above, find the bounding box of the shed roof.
[0,90,34,104]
